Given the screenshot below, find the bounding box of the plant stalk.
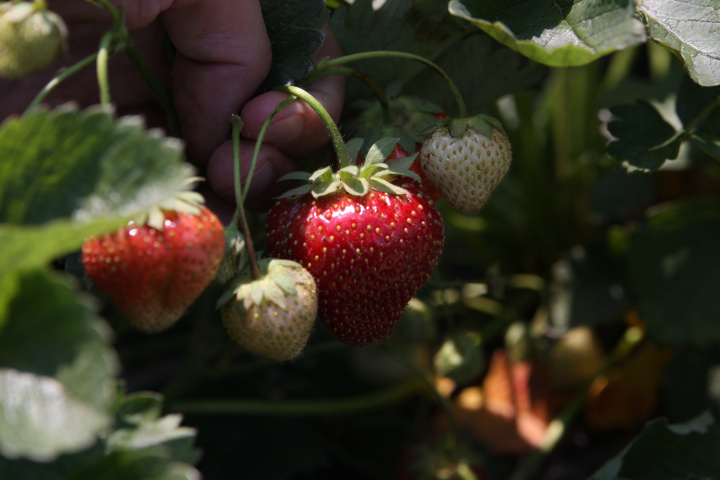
[278,85,351,169]
[25,53,98,112]
[231,115,261,280]
[316,51,467,118]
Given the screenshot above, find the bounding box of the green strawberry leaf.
[0,268,117,462]
[605,101,682,171]
[0,390,200,479]
[589,411,720,479]
[637,0,720,87]
[403,32,547,114]
[259,0,327,91]
[628,198,720,347]
[676,79,720,160]
[448,0,646,67]
[0,106,195,276]
[278,171,313,182]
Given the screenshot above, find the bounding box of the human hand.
[0,0,344,221]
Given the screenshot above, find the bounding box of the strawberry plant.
[2,0,720,479]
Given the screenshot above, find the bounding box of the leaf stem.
[316,51,467,118]
[231,115,261,281]
[279,85,351,169]
[25,53,98,112]
[169,379,425,416]
[123,41,182,137]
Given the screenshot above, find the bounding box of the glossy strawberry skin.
[266,185,444,347]
[82,207,225,332]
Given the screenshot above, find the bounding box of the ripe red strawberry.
[82,206,225,332]
[266,181,444,347]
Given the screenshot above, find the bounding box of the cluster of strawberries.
[82,112,512,360]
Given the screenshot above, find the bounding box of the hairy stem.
[278,85,350,169]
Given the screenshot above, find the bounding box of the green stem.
[507,326,646,480]
[169,379,425,416]
[279,85,351,168]
[245,96,298,200]
[231,115,261,280]
[307,66,390,113]
[316,51,467,118]
[25,53,97,112]
[89,0,181,137]
[684,95,720,136]
[96,31,114,106]
[124,41,182,137]
[89,0,123,24]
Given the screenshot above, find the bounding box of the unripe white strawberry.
[0,1,67,78]
[221,259,317,361]
[420,115,512,213]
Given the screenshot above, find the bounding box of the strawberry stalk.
[230,115,261,281]
[278,85,352,169]
[96,30,113,106]
[89,0,183,137]
[309,66,391,116]
[25,52,97,111]
[311,51,467,118]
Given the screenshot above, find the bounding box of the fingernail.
[246,161,275,198]
[264,114,303,144]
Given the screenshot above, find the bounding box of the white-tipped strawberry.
[221,259,317,361]
[420,115,512,213]
[0,1,67,78]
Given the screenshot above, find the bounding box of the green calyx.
[138,176,205,230]
[432,114,506,139]
[278,137,422,200]
[233,259,313,314]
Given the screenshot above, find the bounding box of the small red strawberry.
[266,139,444,347]
[82,205,225,332]
[420,115,512,213]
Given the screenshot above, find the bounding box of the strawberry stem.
[25,53,98,112]
[231,115,261,281]
[278,85,351,169]
[306,66,391,114]
[89,0,183,137]
[244,96,297,201]
[316,51,467,118]
[96,31,114,106]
